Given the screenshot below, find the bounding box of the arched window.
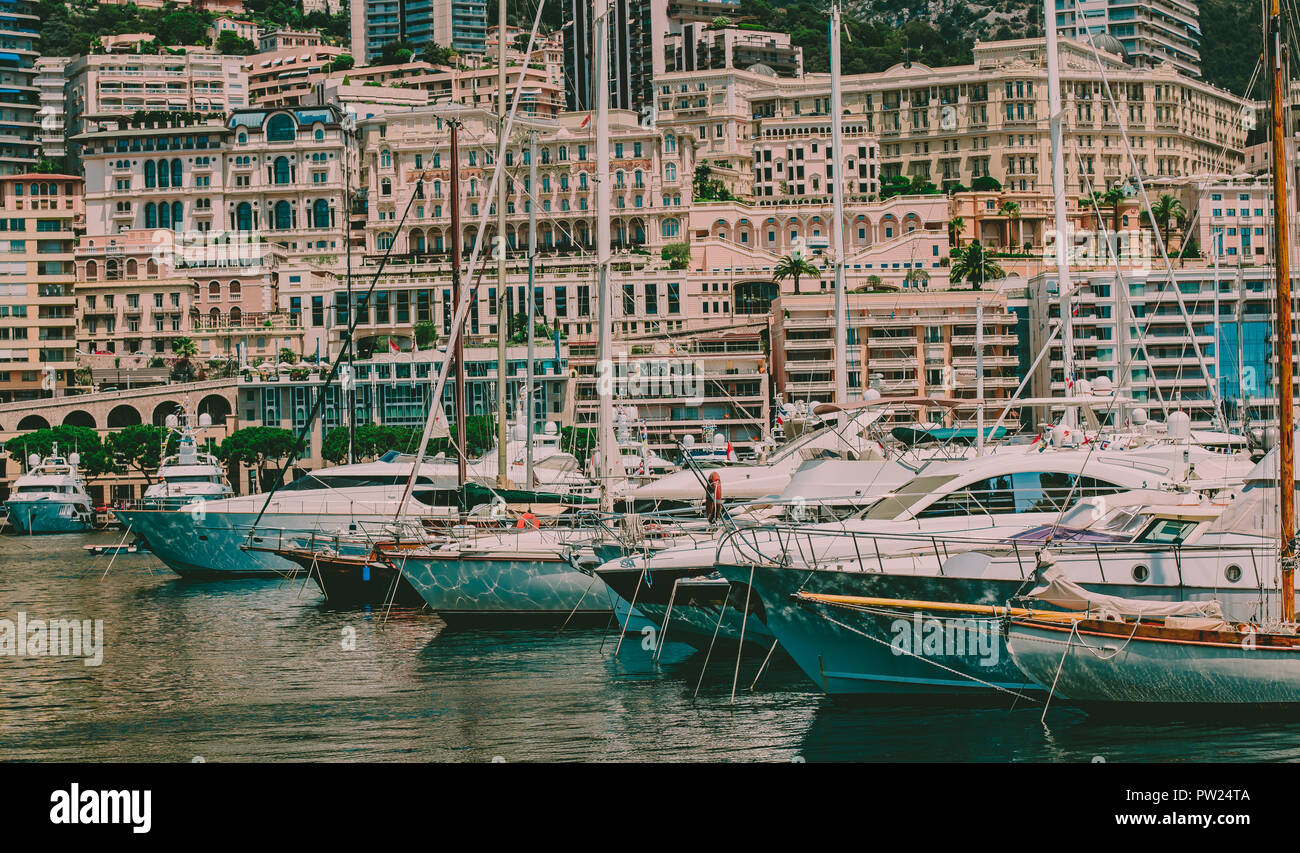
[229,306,241,324]
[312,199,330,229]
[126,258,138,278]
[229,280,241,298]
[144,202,157,228]
[273,156,291,184]
[156,158,169,188]
[380,149,392,168]
[266,113,295,142]
[171,159,182,187]
[147,258,158,278]
[274,200,292,230]
[144,160,156,188]
[661,218,679,238]
[412,230,425,253]
[85,259,98,280]
[664,134,677,153]
[171,201,182,230]
[236,202,253,232]
[208,281,220,299]
[377,232,394,251]
[665,162,676,182]
[158,202,170,229]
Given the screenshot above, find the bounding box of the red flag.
[726,442,737,463]
[388,338,400,353]
[579,113,591,128]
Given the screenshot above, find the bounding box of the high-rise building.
[0,0,41,172]
[35,57,69,163]
[1055,0,1202,77]
[562,0,666,117]
[349,0,487,66]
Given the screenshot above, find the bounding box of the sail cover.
[1030,565,1227,621]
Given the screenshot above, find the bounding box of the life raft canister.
[704,471,723,523]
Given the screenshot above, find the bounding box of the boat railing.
[715,522,1282,587]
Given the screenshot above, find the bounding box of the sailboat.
[1004,0,1300,709]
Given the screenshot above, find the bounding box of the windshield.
[859,474,959,520]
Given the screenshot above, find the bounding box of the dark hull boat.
[275,545,427,609]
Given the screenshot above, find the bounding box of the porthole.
[1131,564,1149,582]
[1225,564,1243,583]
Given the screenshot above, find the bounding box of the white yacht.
[139,417,234,509]
[5,449,94,534]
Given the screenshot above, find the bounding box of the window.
[274,156,291,184]
[273,200,292,230]
[236,202,253,232]
[312,199,330,229]
[266,114,295,142]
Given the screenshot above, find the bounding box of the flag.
[726,442,737,463]
[579,113,591,129]
[431,410,450,439]
[388,338,400,354]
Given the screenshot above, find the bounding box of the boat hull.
[399,551,614,626]
[277,550,427,608]
[595,564,774,651]
[1007,620,1300,707]
[713,564,1287,696]
[5,499,93,534]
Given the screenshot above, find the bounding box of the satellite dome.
[745,62,777,77]
[1089,34,1128,59]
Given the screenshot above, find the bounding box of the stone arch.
[903,212,922,233]
[152,400,182,426]
[17,414,50,430]
[62,410,96,428]
[853,215,873,247]
[107,404,142,428]
[198,394,231,424]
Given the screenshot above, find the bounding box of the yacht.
[5,449,94,534]
[139,418,234,509]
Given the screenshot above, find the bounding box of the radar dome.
[198,412,213,428]
[745,62,778,77]
[27,453,39,468]
[68,452,80,466]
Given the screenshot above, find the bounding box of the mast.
[830,1,848,402]
[344,115,355,464]
[495,0,510,488]
[976,292,985,453]
[1269,0,1295,623]
[526,127,539,488]
[1045,0,1075,431]
[451,120,468,488]
[595,0,616,513]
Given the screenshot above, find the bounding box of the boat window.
[280,474,435,491]
[860,474,958,520]
[915,474,1015,518]
[1136,517,1199,545]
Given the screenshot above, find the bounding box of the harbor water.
[4,531,1300,762]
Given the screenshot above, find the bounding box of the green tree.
[109,423,168,484]
[277,347,298,365]
[215,31,257,55]
[421,42,456,66]
[998,199,1021,250]
[774,253,820,295]
[6,426,116,481]
[171,336,198,382]
[948,216,966,246]
[329,54,354,72]
[949,242,1005,290]
[1150,192,1186,253]
[661,242,691,270]
[414,320,438,349]
[219,426,298,490]
[971,176,1002,193]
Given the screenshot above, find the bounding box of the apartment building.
[771,289,1021,414]
[1196,178,1273,264]
[750,114,880,199]
[1027,265,1299,429]
[63,51,250,159]
[666,23,803,78]
[209,16,259,45]
[312,60,564,118]
[0,0,40,172]
[78,106,352,266]
[656,37,1249,203]
[246,42,348,107]
[1056,0,1202,78]
[34,56,68,162]
[0,174,83,402]
[349,0,488,66]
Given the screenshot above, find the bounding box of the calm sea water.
[3,530,1300,762]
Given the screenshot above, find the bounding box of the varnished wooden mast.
[1270,0,1296,622]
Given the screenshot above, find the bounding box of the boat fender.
[704,471,723,523]
[516,511,540,529]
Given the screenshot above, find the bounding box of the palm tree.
[949,243,1005,290]
[773,253,820,295]
[1150,192,1186,253]
[170,336,198,382]
[948,216,966,246]
[999,200,1021,251]
[1084,186,1127,259]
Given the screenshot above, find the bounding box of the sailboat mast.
[526,128,539,488]
[495,0,510,488]
[1269,0,1295,622]
[830,1,848,402]
[451,119,468,488]
[595,0,615,513]
[1045,0,1075,431]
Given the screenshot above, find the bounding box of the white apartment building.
[1056,0,1202,78]
[34,56,68,162]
